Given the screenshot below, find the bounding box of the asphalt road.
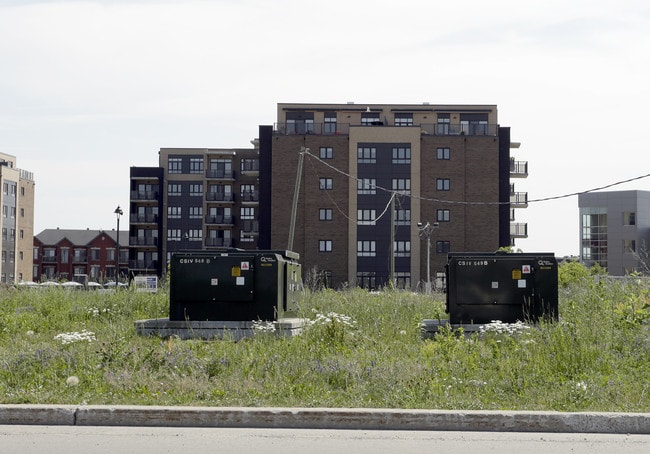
[1,425,649,454]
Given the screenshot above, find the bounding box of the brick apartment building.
[128,102,527,290]
[0,152,35,284]
[258,103,527,289]
[129,144,261,278]
[33,229,128,283]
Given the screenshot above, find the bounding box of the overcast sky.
[1,0,649,256]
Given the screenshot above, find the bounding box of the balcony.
[510,159,528,178]
[510,192,528,208]
[206,192,234,202]
[72,254,88,264]
[240,190,259,203]
[130,190,159,201]
[240,219,259,234]
[510,223,528,238]
[129,236,159,246]
[205,237,232,248]
[129,260,158,270]
[240,160,259,175]
[206,215,234,225]
[274,122,499,137]
[205,169,234,180]
[130,213,158,224]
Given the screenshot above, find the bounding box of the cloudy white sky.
[1,0,649,256]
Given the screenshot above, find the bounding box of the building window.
[436,240,450,253]
[357,178,376,195]
[319,208,333,221]
[319,178,333,190]
[437,209,450,222]
[188,229,203,241]
[241,158,259,172]
[394,241,411,257]
[357,271,377,290]
[168,206,181,219]
[357,147,376,164]
[241,207,255,220]
[357,209,376,226]
[324,112,337,134]
[19,229,24,239]
[189,206,203,219]
[437,147,450,160]
[189,183,203,196]
[319,240,333,252]
[189,157,204,174]
[168,229,181,241]
[319,147,333,159]
[2,206,6,218]
[392,147,411,164]
[361,111,381,126]
[168,183,181,196]
[168,157,182,174]
[91,248,100,261]
[241,184,257,201]
[394,272,411,289]
[437,178,450,191]
[581,209,607,268]
[394,113,413,126]
[436,113,450,134]
[395,209,411,226]
[209,159,232,178]
[20,208,24,218]
[624,239,636,253]
[357,240,376,257]
[392,178,411,194]
[623,212,636,226]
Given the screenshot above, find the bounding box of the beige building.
[0,152,35,283]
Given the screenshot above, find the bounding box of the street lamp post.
[114,206,123,284]
[418,221,438,294]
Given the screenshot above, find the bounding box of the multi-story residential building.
[258,102,527,290]
[578,190,650,275]
[128,144,261,277]
[33,229,128,282]
[129,167,164,277]
[0,153,35,284]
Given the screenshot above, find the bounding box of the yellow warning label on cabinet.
[232,266,241,277]
[512,269,522,280]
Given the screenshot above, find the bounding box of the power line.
[301,149,650,206]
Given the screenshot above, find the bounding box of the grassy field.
[0,268,648,412]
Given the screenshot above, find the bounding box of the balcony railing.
[129,260,158,270]
[206,192,234,202]
[240,220,259,234]
[510,223,528,238]
[274,122,499,136]
[129,236,159,246]
[240,161,260,173]
[205,169,234,180]
[130,213,158,223]
[72,254,88,263]
[510,192,528,208]
[240,190,259,202]
[509,160,528,178]
[206,215,234,225]
[130,190,159,201]
[205,237,232,247]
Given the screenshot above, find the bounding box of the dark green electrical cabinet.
[446,252,558,325]
[169,250,301,321]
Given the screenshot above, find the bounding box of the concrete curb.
[1,405,649,434]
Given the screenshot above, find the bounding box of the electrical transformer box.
[446,252,558,325]
[169,249,301,321]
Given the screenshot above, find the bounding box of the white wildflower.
[66,376,80,387]
[54,330,96,345]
